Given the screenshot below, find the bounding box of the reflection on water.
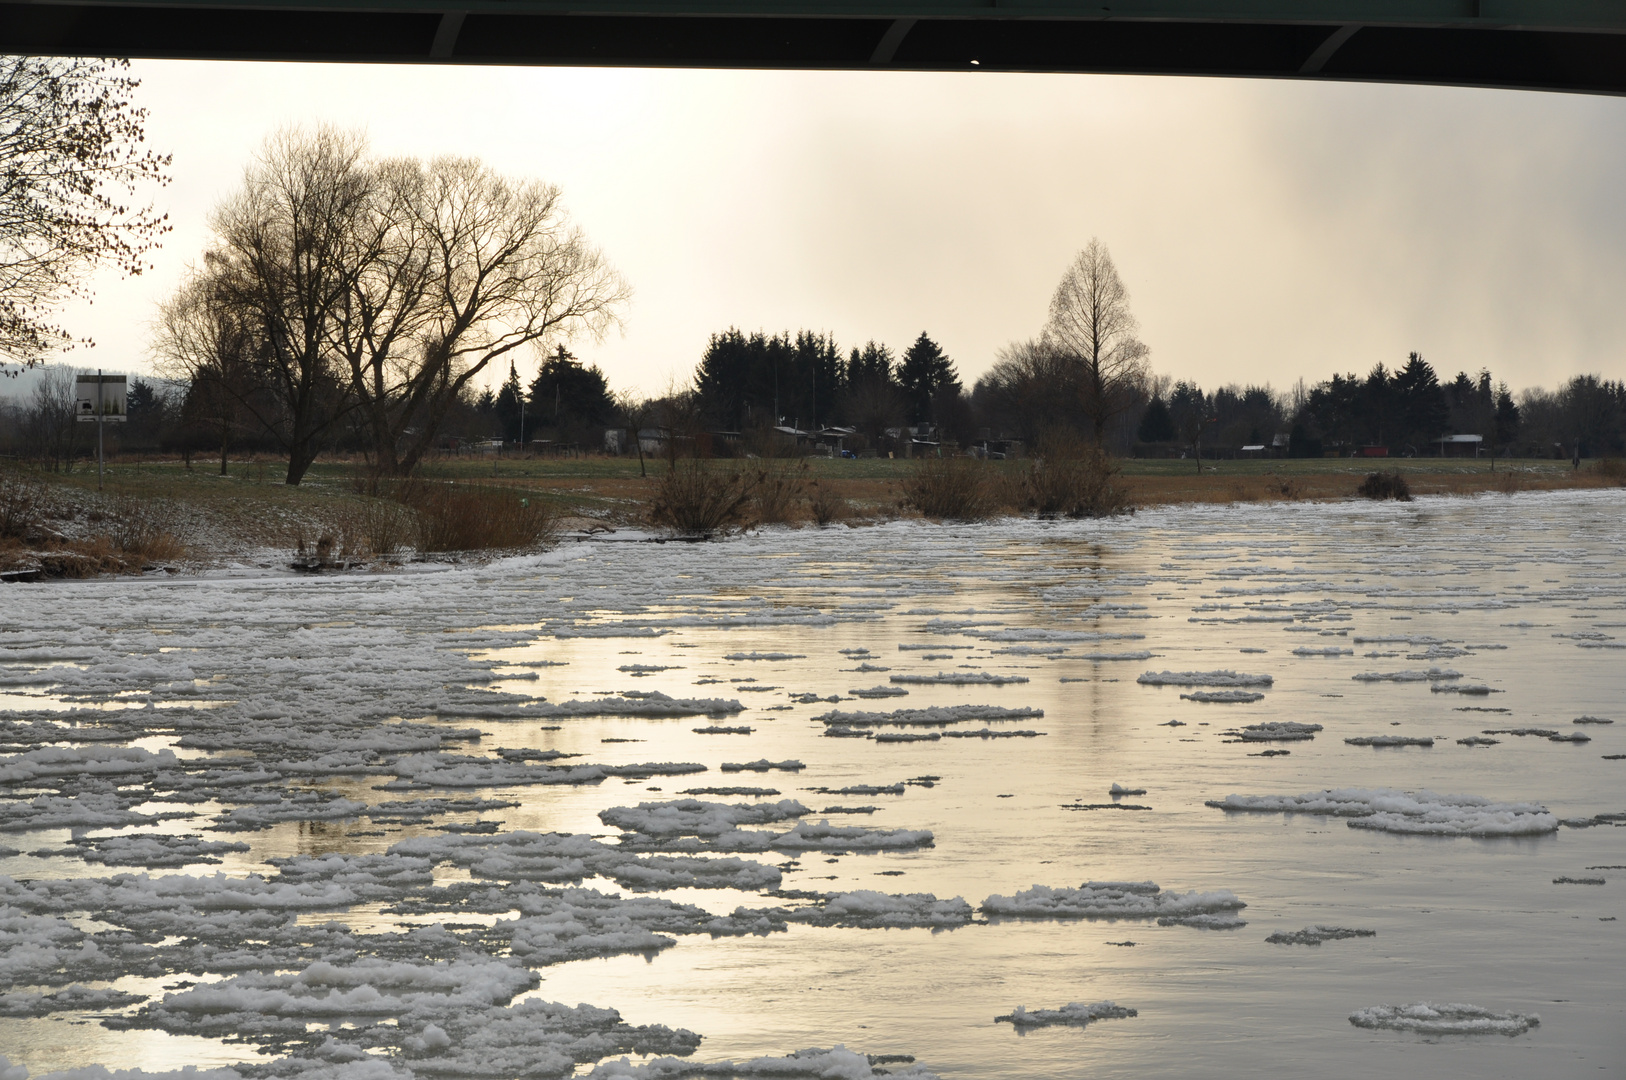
[1,491,1623,1078]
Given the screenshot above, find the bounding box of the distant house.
[1435,434,1484,457]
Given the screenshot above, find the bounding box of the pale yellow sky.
[51,60,1626,398]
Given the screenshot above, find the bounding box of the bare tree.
[150,275,257,475]
[0,58,170,369]
[23,366,81,470]
[973,338,1084,447]
[204,127,372,484]
[1042,238,1150,445]
[336,154,628,477]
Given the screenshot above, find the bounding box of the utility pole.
[97,369,105,492]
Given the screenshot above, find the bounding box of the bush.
[0,475,44,540]
[1596,457,1626,485]
[901,456,997,521]
[1357,471,1412,501]
[745,459,807,525]
[356,496,414,556]
[107,497,187,565]
[807,479,848,526]
[1020,439,1129,518]
[647,460,752,536]
[402,482,557,553]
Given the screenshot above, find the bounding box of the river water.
[1,489,1621,1078]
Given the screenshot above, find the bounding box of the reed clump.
[901,456,998,521]
[647,460,753,537]
[1357,471,1413,501]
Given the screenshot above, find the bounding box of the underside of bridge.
[4,1,1626,95]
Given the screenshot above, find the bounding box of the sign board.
[75,374,128,422]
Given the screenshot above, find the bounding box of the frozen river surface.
[0,490,1622,1079]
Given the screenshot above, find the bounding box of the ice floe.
[887,673,1029,686]
[1206,788,1557,836]
[1180,690,1265,704]
[981,881,1245,923]
[1344,736,1434,748]
[1350,668,1461,682]
[994,1001,1136,1028]
[1265,926,1376,945]
[1238,722,1322,741]
[1348,1001,1539,1036]
[1137,671,1273,687]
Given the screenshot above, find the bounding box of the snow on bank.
[995,1001,1136,1028]
[1206,789,1557,836]
[1348,1002,1539,1036]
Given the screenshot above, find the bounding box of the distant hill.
[0,363,154,402]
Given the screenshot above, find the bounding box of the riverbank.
[2,454,1619,576]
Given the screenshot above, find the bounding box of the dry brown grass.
[401,482,558,553]
[1595,457,1626,485]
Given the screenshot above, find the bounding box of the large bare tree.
[204,127,373,484]
[334,155,628,477]
[0,57,171,369]
[1042,238,1150,445]
[150,272,259,475]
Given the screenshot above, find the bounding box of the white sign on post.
[75,374,128,422]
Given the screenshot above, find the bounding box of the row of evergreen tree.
[1136,353,1531,456]
[692,329,961,434]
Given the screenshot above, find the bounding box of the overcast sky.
[41,59,1626,399]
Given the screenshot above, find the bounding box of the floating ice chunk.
[0,793,178,833]
[1351,668,1461,682]
[769,821,934,853]
[1138,670,1273,687]
[971,628,1144,643]
[1180,690,1265,703]
[600,799,810,838]
[981,881,1245,921]
[780,890,974,929]
[0,985,147,1016]
[1574,716,1614,724]
[849,686,910,698]
[0,746,181,784]
[995,1000,1137,1028]
[847,663,891,673]
[617,664,679,674]
[874,732,940,743]
[391,830,783,892]
[1292,647,1353,657]
[1240,722,1323,741]
[1344,736,1434,747]
[1429,684,1498,695]
[534,692,745,718]
[1077,651,1154,661]
[940,728,1044,739]
[814,705,1042,728]
[212,793,369,831]
[1348,1002,1539,1036]
[1552,876,1605,884]
[1206,788,1557,836]
[1457,736,1500,746]
[681,787,780,797]
[1483,727,1589,743]
[73,834,252,867]
[723,652,806,661]
[1109,784,1147,796]
[692,725,754,735]
[721,759,803,772]
[810,783,906,796]
[1157,912,1246,929]
[1265,926,1376,945]
[888,672,1029,686]
[584,1045,940,1080]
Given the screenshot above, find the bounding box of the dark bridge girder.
[6,1,1626,95]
